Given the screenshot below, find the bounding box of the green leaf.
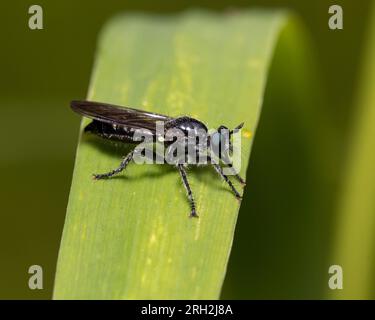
[330,3,375,299]
[54,10,295,299]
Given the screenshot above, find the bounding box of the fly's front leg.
[177,164,198,218]
[235,173,246,186]
[226,164,246,186]
[93,150,134,180]
[212,163,242,200]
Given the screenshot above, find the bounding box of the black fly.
[71,100,245,217]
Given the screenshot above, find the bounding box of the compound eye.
[211,132,221,147]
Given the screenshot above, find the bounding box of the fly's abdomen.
[84,120,136,143]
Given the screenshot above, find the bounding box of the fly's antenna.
[228,122,244,152]
[229,122,244,137]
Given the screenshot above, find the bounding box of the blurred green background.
[0,0,373,299]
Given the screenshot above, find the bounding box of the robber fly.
[71,100,245,217]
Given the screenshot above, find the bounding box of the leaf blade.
[54,10,289,299]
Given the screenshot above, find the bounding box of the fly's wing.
[71,100,173,133]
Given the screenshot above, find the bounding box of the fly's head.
[210,122,244,163]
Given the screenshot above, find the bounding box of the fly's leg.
[235,174,246,186]
[226,164,246,186]
[177,164,198,218]
[212,164,242,200]
[93,150,134,180]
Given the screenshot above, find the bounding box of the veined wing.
[71,100,173,132]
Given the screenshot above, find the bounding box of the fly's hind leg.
[177,164,198,218]
[93,150,134,180]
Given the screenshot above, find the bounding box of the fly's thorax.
[162,118,210,165]
[166,117,208,136]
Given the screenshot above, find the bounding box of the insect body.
[71,100,245,217]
